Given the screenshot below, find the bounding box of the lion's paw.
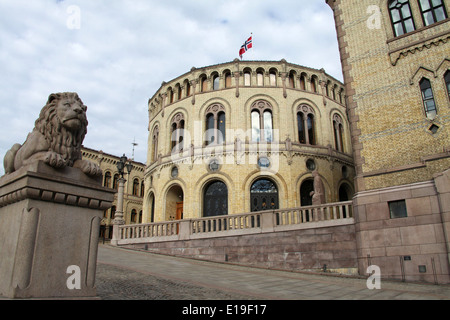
[44,151,67,168]
[74,159,102,177]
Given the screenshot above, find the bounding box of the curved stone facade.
[143,60,354,223]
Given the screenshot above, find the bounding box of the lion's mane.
[35,93,88,166]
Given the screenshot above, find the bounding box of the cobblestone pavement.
[96,244,450,300]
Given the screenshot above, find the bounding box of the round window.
[209,159,220,172]
[258,157,271,168]
[306,159,316,171]
[171,166,179,178]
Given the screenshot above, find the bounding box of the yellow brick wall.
[328,0,450,191]
[143,60,355,222]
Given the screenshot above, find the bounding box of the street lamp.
[111,154,133,246]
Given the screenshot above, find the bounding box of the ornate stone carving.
[3,93,102,176]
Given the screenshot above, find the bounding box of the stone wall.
[123,224,358,274]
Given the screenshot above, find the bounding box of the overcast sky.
[0,0,341,174]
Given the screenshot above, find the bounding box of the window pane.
[401,4,412,18]
[213,76,220,90]
[389,200,408,219]
[431,0,442,6]
[270,73,276,86]
[391,9,401,22]
[435,7,446,22]
[420,0,431,10]
[252,111,260,142]
[225,74,231,88]
[425,100,436,112]
[307,115,315,145]
[257,73,263,86]
[420,78,431,90]
[423,11,435,25]
[206,114,215,145]
[263,111,273,142]
[244,72,251,86]
[404,18,415,32]
[218,112,226,144]
[297,113,305,143]
[426,109,437,119]
[422,87,433,99]
[394,22,404,36]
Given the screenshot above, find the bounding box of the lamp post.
[111,154,133,246]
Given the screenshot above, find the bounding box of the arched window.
[420,78,437,119]
[444,70,450,100]
[133,178,139,196]
[185,80,192,97]
[297,105,316,145]
[257,70,264,86]
[203,181,228,217]
[251,100,273,142]
[311,76,318,93]
[131,209,137,223]
[168,88,174,104]
[418,0,447,26]
[212,74,220,90]
[224,71,232,88]
[205,104,226,145]
[171,113,185,152]
[176,84,182,100]
[113,174,119,190]
[151,126,159,162]
[389,0,415,37]
[333,114,345,152]
[244,69,251,86]
[251,179,279,212]
[288,72,296,88]
[269,70,277,86]
[104,172,111,188]
[200,75,208,92]
[140,181,144,198]
[300,75,306,91]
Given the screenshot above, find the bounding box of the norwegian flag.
[239,36,253,59]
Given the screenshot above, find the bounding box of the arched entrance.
[203,181,228,217]
[300,179,314,206]
[339,183,353,202]
[250,178,279,212]
[165,185,183,221]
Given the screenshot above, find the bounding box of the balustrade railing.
[115,201,353,245]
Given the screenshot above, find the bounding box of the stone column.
[0,161,115,299]
[111,177,126,246]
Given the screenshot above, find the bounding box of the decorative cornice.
[389,32,450,66]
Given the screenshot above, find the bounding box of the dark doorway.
[203,181,228,217]
[250,179,279,212]
[300,179,314,206]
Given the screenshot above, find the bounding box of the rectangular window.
[389,0,416,36]
[420,78,437,119]
[419,0,448,26]
[389,200,408,219]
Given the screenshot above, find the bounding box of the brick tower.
[326,0,450,283]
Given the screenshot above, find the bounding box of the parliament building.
[136,0,449,283]
[143,60,354,223]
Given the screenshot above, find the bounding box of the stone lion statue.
[3,92,102,176]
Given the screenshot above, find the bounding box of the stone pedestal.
[0,161,115,299]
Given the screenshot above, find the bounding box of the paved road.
[96,244,450,300]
